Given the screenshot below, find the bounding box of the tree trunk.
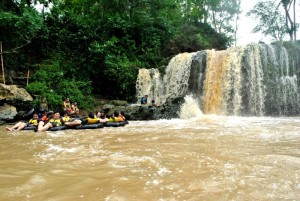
[0,41,5,85]
[293,0,296,40]
[281,0,295,41]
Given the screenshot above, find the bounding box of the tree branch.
[0,40,32,55]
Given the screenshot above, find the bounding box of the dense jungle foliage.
[0,0,241,110]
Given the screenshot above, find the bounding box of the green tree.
[26,59,93,110]
[279,0,298,41]
[247,1,288,42]
[1,0,232,108]
[0,0,47,88]
[176,0,240,45]
[208,0,241,43]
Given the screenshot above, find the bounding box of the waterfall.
[203,50,227,114]
[279,75,299,115]
[136,68,162,105]
[242,44,266,116]
[163,52,196,104]
[203,47,244,115]
[136,43,300,116]
[136,53,196,105]
[188,51,207,108]
[260,44,299,115]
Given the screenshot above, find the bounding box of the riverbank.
[0,83,184,124]
[1,98,181,125]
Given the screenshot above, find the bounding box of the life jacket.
[28,118,38,126]
[64,101,71,109]
[62,116,71,122]
[49,118,62,127]
[108,117,123,122]
[40,115,48,122]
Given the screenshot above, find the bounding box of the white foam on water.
[47,145,77,153]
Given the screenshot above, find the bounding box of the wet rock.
[121,105,161,120]
[0,103,18,120]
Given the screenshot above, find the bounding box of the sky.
[236,0,300,46]
[236,0,266,46]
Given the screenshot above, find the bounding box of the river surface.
[0,115,299,201]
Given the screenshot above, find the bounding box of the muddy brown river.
[0,115,299,201]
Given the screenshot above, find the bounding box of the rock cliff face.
[0,84,33,122]
[0,84,33,101]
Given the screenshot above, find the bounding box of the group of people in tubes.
[6,98,127,132]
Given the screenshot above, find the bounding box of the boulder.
[0,103,18,120]
[124,105,161,120]
[0,84,33,101]
[110,100,128,106]
[102,104,115,110]
[106,106,126,116]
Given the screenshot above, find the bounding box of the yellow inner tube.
[87,118,100,124]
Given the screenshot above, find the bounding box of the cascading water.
[242,44,266,116]
[203,47,244,115]
[223,47,244,115]
[136,68,162,105]
[136,53,196,106]
[136,43,300,116]
[203,50,227,114]
[136,68,152,99]
[162,52,196,104]
[260,44,299,115]
[277,47,299,115]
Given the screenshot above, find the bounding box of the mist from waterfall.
[136,43,300,116]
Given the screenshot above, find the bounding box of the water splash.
[179,95,202,119]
